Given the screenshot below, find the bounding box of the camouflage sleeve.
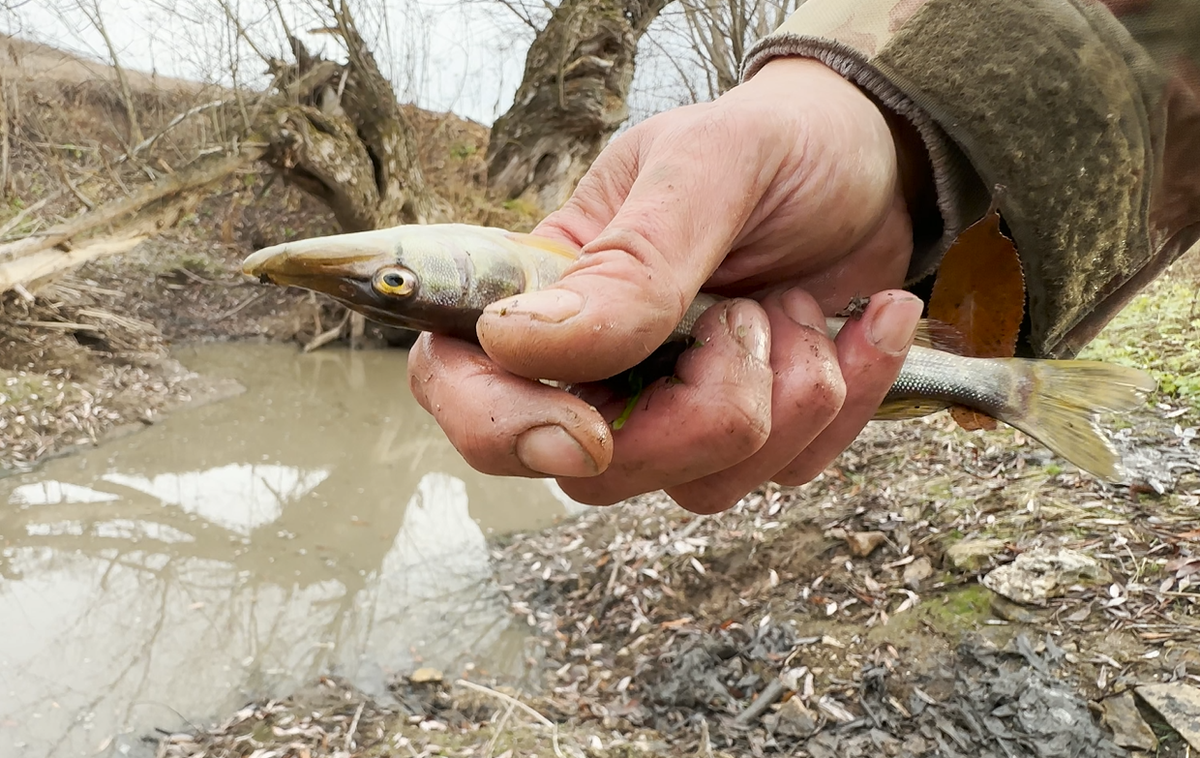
[742,0,1200,358]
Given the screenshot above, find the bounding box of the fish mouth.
[242,231,417,329]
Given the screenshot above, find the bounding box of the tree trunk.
[487,0,673,214]
[263,17,442,232]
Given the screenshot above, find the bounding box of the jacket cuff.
[743,36,992,287]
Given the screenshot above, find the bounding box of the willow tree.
[486,0,674,214]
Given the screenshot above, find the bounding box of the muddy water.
[0,342,586,758]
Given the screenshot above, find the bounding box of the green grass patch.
[1079,264,1200,413]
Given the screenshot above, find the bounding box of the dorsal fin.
[504,232,581,261]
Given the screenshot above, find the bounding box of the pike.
[242,223,1157,483]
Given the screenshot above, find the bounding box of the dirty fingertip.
[867,293,924,355]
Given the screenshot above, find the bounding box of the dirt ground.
[2,34,1199,758]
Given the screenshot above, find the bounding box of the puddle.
[0,342,586,758]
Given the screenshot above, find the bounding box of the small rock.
[990,595,1049,624]
[945,538,1007,572]
[409,667,444,684]
[845,531,887,557]
[903,556,933,588]
[982,547,1112,605]
[767,696,818,738]
[1138,683,1200,751]
[1100,691,1158,751]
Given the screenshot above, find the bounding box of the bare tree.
[677,0,798,100]
[259,6,440,230]
[73,0,146,147]
[486,0,675,214]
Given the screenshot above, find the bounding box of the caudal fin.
[999,359,1157,482]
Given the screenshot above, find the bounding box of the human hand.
[408,57,927,513]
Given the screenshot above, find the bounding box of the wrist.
[749,55,938,241]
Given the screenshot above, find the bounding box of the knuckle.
[587,227,690,323]
[785,348,847,420]
[713,391,771,455]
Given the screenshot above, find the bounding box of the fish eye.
[373,267,417,297]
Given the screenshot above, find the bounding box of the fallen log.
[0,146,265,295]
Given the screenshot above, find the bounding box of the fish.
[242,223,1158,483]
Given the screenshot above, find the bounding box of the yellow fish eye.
[373,266,418,297]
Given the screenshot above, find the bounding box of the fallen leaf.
[928,204,1025,431]
[1165,556,1200,578]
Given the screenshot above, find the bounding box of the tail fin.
[998,359,1157,482]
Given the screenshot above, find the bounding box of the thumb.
[476,107,787,384]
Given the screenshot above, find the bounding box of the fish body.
[243,223,1157,482]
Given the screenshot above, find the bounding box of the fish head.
[241,225,486,339]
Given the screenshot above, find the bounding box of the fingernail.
[516,424,599,477]
[868,294,924,355]
[486,289,584,324]
[727,301,769,363]
[779,286,825,329]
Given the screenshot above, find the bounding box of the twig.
[698,717,714,758]
[454,679,565,758]
[119,99,234,162]
[733,677,787,727]
[0,75,9,198]
[343,702,364,751]
[173,266,245,287]
[11,282,33,302]
[76,0,144,146]
[304,309,351,352]
[54,160,96,210]
[15,320,103,331]
[211,291,266,322]
[483,702,516,758]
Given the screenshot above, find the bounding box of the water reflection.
[0,343,584,758]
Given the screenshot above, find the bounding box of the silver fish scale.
[888,345,1012,412]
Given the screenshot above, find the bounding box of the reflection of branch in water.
[9,552,182,755]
